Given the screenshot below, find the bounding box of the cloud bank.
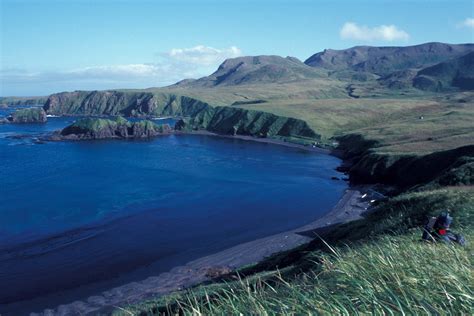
[167,45,241,66]
[340,22,410,42]
[459,18,474,29]
[1,45,242,96]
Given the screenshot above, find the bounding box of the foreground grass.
[116,187,473,315]
[157,233,473,315]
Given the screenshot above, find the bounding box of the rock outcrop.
[59,117,172,140]
[337,134,474,189]
[43,91,211,117]
[6,108,47,123]
[175,106,319,140]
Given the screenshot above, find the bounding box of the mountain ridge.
[304,42,474,76]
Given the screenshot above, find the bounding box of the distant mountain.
[304,42,474,76]
[175,55,326,87]
[413,51,474,91]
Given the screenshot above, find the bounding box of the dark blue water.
[0,109,346,314]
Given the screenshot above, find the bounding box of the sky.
[1,0,473,96]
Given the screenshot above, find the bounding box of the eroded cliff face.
[43,90,320,141]
[6,108,47,123]
[43,91,211,117]
[59,117,171,140]
[176,106,319,140]
[337,134,474,189]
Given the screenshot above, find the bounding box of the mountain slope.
[413,51,474,91]
[176,55,326,87]
[305,42,474,76]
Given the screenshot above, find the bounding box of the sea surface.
[0,106,347,314]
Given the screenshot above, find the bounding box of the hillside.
[413,51,474,91]
[304,42,474,76]
[174,55,327,87]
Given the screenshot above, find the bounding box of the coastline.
[33,183,371,315]
[176,130,334,155]
[13,130,359,316]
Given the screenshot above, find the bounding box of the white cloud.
[340,22,410,42]
[0,45,242,95]
[166,45,242,66]
[458,18,474,28]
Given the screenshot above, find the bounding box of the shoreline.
[7,130,358,315]
[33,184,372,316]
[178,130,333,155]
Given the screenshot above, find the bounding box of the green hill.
[176,55,327,87]
[305,42,474,76]
[413,51,474,91]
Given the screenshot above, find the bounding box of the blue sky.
[1,0,473,96]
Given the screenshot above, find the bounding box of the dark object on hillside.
[422,211,466,246]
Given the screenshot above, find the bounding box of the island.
[57,117,172,140]
[2,107,47,124]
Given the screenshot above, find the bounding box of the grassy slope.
[161,85,473,155]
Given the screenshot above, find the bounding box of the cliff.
[59,117,171,140]
[176,106,319,140]
[337,134,474,189]
[42,90,319,141]
[6,108,47,123]
[43,91,211,117]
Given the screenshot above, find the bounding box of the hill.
[413,51,474,91]
[175,55,327,87]
[304,42,474,76]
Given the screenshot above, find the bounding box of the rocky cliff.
[59,117,171,140]
[42,90,319,141]
[5,108,47,123]
[43,91,211,117]
[337,134,474,189]
[176,106,319,140]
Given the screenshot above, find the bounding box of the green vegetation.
[177,106,319,140]
[9,107,47,123]
[115,187,473,315]
[0,96,47,106]
[414,52,474,91]
[60,117,171,139]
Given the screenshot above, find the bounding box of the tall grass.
[162,233,473,315]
